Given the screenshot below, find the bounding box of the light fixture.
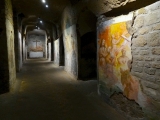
[42,0,46,3]
[40,20,42,23]
[46,5,48,8]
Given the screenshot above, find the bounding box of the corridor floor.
[0,59,126,120]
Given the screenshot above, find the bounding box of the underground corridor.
[0,0,160,119]
[0,58,126,120]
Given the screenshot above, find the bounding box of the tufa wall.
[61,5,78,78]
[97,1,160,119]
[61,4,97,79]
[0,0,17,93]
[54,25,64,66]
[131,2,160,119]
[0,0,9,93]
[6,0,16,91]
[77,8,97,80]
[6,0,16,92]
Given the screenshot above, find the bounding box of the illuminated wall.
[27,32,46,58]
[98,13,146,104]
[54,39,60,65]
[0,0,16,93]
[61,5,78,78]
[97,1,160,119]
[27,34,45,52]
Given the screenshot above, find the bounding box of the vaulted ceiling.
[10,0,159,36]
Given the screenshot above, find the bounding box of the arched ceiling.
[12,0,158,21]
[12,0,69,23]
[12,0,138,22]
[28,29,46,36]
[10,0,160,36]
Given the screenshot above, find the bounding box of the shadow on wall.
[0,28,3,35]
[59,35,65,66]
[79,31,97,80]
[0,61,9,94]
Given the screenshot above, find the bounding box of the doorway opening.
[79,31,97,80]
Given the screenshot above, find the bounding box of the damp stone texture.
[54,39,60,65]
[61,5,78,79]
[97,1,160,119]
[131,2,160,119]
[0,0,16,93]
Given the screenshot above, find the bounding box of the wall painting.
[98,14,148,107]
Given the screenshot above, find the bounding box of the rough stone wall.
[0,0,9,93]
[54,25,63,66]
[61,5,78,78]
[87,0,135,16]
[5,0,16,91]
[71,3,98,80]
[97,1,160,119]
[131,2,160,119]
[52,25,57,40]
[61,3,98,79]
[77,9,96,36]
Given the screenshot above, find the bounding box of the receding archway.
[26,30,47,59]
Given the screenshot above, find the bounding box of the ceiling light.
[40,21,42,23]
[42,0,46,3]
[46,5,48,8]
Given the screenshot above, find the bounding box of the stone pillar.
[51,25,58,61]
[51,38,54,61]
[0,0,16,93]
[48,43,51,61]
[45,33,48,59]
[53,25,61,65]
[23,37,26,61]
[13,13,23,72]
[25,46,27,60]
[21,25,26,62]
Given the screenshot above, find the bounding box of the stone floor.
[0,59,127,120]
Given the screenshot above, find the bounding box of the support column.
[45,33,48,59]
[0,0,16,94]
[51,38,54,61]
[51,25,57,61]
[13,13,23,72]
[48,43,51,61]
[23,36,26,61]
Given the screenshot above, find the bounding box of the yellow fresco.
[98,22,140,101]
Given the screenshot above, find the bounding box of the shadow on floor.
[0,59,126,120]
